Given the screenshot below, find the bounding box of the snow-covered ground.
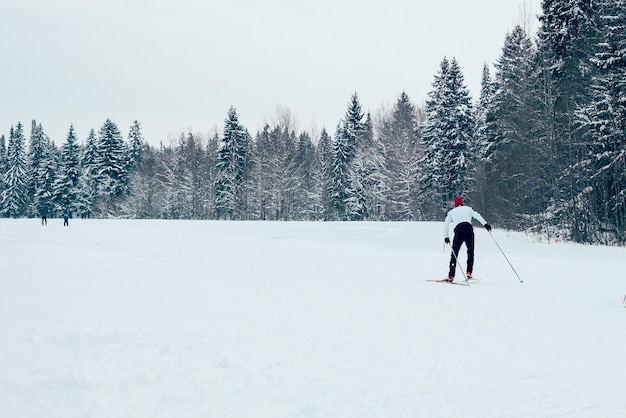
[1,219,625,418]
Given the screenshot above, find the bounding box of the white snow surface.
[1,219,625,418]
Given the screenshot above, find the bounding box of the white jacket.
[443,205,487,239]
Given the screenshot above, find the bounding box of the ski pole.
[488,231,523,283]
[446,243,470,286]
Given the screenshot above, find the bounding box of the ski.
[425,279,470,286]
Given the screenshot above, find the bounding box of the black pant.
[449,222,475,277]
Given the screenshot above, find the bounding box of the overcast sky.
[1,0,540,146]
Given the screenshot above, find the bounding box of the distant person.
[443,196,491,282]
[63,212,69,226]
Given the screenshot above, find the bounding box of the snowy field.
[1,218,625,418]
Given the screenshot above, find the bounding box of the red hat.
[453,196,464,207]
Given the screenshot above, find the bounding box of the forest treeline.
[2,1,625,244]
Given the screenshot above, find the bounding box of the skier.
[63,211,69,226]
[443,196,491,282]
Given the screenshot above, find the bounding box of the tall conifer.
[214,107,250,219]
[420,58,475,219]
[2,123,29,217]
[331,93,366,220]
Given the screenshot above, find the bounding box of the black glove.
[484,224,492,231]
[444,237,450,244]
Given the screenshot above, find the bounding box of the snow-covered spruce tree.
[490,25,548,228]
[576,0,626,243]
[0,135,6,197]
[127,120,143,170]
[120,120,147,217]
[472,64,498,216]
[214,107,251,220]
[52,124,82,216]
[33,133,58,219]
[82,129,98,170]
[420,58,475,220]
[72,166,95,219]
[27,121,48,214]
[536,0,601,241]
[74,129,99,218]
[330,122,350,221]
[122,121,145,218]
[27,121,60,217]
[378,92,422,220]
[331,93,367,220]
[2,123,29,217]
[419,56,450,218]
[93,119,129,217]
[355,112,388,221]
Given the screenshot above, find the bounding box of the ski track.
[1,219,625,418]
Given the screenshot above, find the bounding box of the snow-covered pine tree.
[82,129,98,169]
[420,57,475,219]
[75,129,99,218]
[2,123,29,217]
[446,59,475,197]
[490,25,547,227]
[0,135,6,197]
[420,57,450,219]
[536,0,601,241]
[214,107,250,220]
[72,167,95,219]
[52,124,82,216]
[472,64,498,216]
[27,120,48,214]
[33,134,58,219]
[378,92,422,220]
[357,112,388,221]
[538,0,599,89]
[576,0,626,243]
[94,119,129,216]
[331,93,367,220]
[127,120,144,170]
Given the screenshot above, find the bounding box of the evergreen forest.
[2,1,625,245]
